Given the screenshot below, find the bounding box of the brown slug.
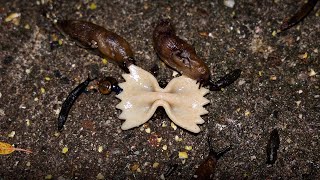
[153,19,210,87]
[193,137,231,179]
[56,20,135,72]
[97,76,122,95]
[280,0,318,31]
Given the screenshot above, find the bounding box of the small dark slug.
[266,128,280,165]
[58,76,95,131]
[97,76,122,95]
[153,19,210,87]
[164,163,178,178]
[193,137,231,179]
[280,0,318,31]
[56,20,136,72]
[208,69,241,91]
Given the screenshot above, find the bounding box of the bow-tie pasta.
[116,65,210,133]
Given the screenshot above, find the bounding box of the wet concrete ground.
[0,0,319,179]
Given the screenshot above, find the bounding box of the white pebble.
[224,0,235,8]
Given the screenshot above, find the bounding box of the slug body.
[98,76,122,95]
[58,77,95,131]
[57,20,135,72]
[209,69,241,91]
[153,20,210,86]
[266,128,280,164]
[280,0,318,31]
[194,137,231,179]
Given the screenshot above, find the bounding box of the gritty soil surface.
[0,0,319,179]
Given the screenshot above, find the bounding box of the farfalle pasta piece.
[116,65,210,133]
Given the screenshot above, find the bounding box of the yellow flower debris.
[178,151,188,159]
[5,13,21,22]
[62,147,68,154]
[153,162,159,168]
[171,122,177,130]
[185,146,192,151]
[45,174,53,179]
[244,110,251,117]
[40,87,46,94]
[102,58,108,64]
[89,3,97,10]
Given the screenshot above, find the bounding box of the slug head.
[171,50,210,87]
[153,19,175,39]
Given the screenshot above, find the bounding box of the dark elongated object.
[280,0,318,31]
[209,69,241,91]
[58,77,95,131]
[193,137,232,179]
[266,128,280,164]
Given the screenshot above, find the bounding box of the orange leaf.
[0,142,32,155]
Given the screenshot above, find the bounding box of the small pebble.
[309,69,316,76]
[8,131,15,138]
[153,162,159,168]
[161,121,167,127]
[157,137,162,143]
[298,52,308,59]
[172,71,178,77]
[26,119,31,126]
[130,162,140,172]
[250,155,256,160]
[96,173,104,180]
[145,128,151,133]
[98,146,103,153]
[162,145,168,150]
[24,24,30,29]
[171,122,177,130]
[224,0,235,8]
[270,75,277,81]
